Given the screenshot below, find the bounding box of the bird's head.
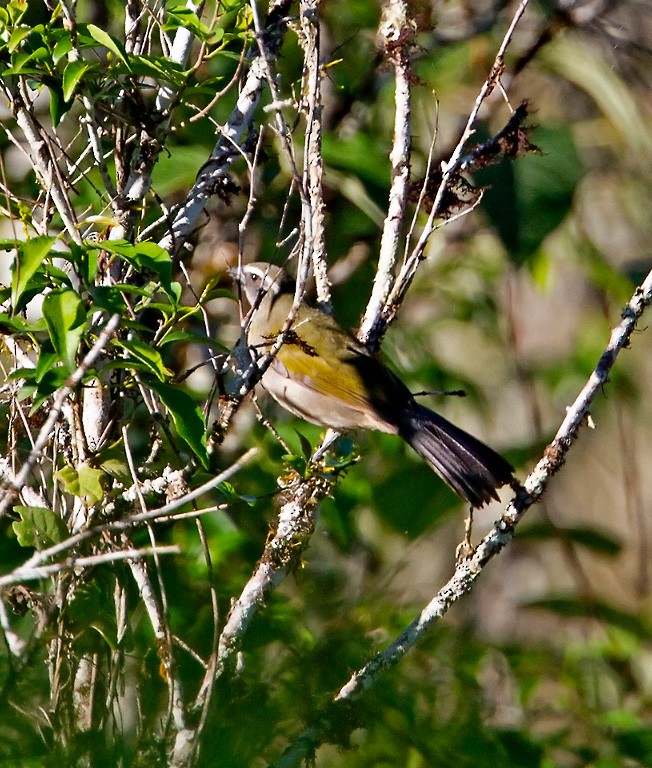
[229,262,293,307]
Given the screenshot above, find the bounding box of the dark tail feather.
[399,405,514,508]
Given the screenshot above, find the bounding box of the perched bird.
[231,262,514,507]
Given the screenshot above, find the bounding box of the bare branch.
[359,0,414,347]
[159,0,294,256]
[383,0,530,331]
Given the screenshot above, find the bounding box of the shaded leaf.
[62,59,89,101]
[10,236,56,312]
[148,379,209,468]
[13,506,68,549]
[117,338,172,381]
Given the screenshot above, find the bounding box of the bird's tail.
[399,404,514,508]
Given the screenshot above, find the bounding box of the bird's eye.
[251,273,260,282]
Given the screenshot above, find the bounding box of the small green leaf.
[84,23,129,65]
[8,25,30,53]
[294,429,313,460]
[56,464,80,496]
[118,338,172,381]
[42,288,87,372]
[62,59,89,101]
[10,236,56,312]
[100,458,131,484]
[56,463,106,505]
[52,35,73,64]
[76,464,107,505]
[127,54,186,86]
[13,506,68,549]
[148,380,209,468]
[48,80,68,126]
[91,285,127,315]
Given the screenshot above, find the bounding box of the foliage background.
[1,0,652,766]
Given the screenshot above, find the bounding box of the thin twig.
[0,546,180,586]
[383,0,530,332]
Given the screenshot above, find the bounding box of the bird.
[230,261,514,507]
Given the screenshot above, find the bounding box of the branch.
[158,0,294,256]
[194,470,333,705]
[0,545,180,586]
[382,0,530,331]
[299,0,330,307]
[358,0,413,347]
[5,448,258,580]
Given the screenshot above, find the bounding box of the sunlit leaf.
[84,23,129,65]
[62,59,89,101]
[42,288,87,372]
[117,338,172,381]
[10,235,56,312]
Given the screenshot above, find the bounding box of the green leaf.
[48,79,68,126]
[100,458,131,484]
[76,464,107,505]
[29,366,70,413]
[8,25,30,53]
[87,239,173,296]
[55,464,106,505]
[158,329,216,347]
[117,338,172,381]
[91,285,128,315]
[84,23,129,65]
[62,59,89,101]
[294,429,313,460]
[13,506,68,549]
[10,235,56,312]
[127,54,186,86]
[42,288,87,372]
[52,35,73,64]
[148,380,209,468]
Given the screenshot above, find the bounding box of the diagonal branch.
[159,0,294,256]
